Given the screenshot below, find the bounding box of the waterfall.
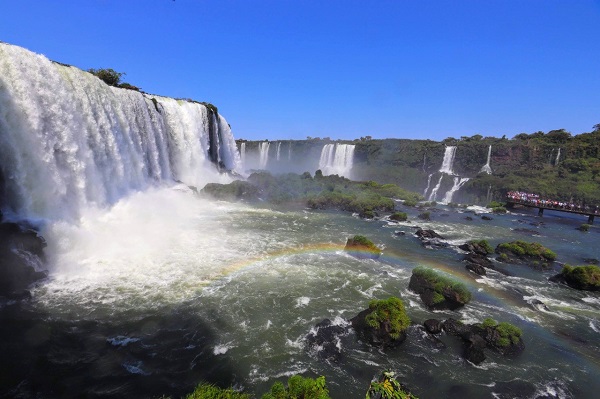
[258,142,270,169]
[555,148,561,165]
[439,146,457,175]
[240,142,246,166]
[480,145,492,174]
[428,175,444,202]
[276,142,281,161]
[442,177,470,204]
[288,142,292,160]
[423,174,433,197]
[0,42,241,221]
[318,143,355,178]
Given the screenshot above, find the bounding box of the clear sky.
[1,0,599,141]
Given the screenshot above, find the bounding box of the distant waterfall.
[480,145,492,174]
[423,174,433,197]
[0,42,241,221]
[425,145,469,203]
[240,142,246,166]
[442,177,470,203]
[555,148,561,165]
[318,143,355,178]
[439,146,457,175]
[288,142,292,160]
[258,142,270,169]
[276,142,282,161]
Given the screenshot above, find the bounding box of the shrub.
[365,297,411,339]
[185,383,251,399]
[390,212,408,222]
[578,224,591,232]
[261,375,330,399]
[403,199,418,207]
[478,318,522,347]
[88,68,125,86]
[366,371,419,399]
[497,241,556,261]
[492,206,507,214]
[487,201,503,208]
[417,211,430,220]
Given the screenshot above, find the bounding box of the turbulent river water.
[1,187,599,399]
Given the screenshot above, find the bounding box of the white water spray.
[318,144,355,178]
[258,142,270,169]
[423,174,433,197]
[0,43,241,221]
[439,146,457,175]
[276,142,282,161]
[555,148,561,165]
[240,142,246,167]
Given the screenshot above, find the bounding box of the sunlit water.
[2,189,600,398]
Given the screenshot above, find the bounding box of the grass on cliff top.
[560,264,600,289]
[365,297,411,340]
[497,240,557,261]
[412,267,472,303]
[479,318,522,347]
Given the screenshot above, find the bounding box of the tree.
[87,68,125,86]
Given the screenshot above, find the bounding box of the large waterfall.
[439,146,457,175]
[258,142,270,169]
[0,43,241,221]
[318,143,355,178]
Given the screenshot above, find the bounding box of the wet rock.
[464,333,487,364]
[583,258,599,265]
[466,262,486,276]
[464,216,473,221]
[305,319,347,362]
[394,230,406,236]
[409,272,470,311]
[512,228,541,236]
[481,215,493,221]
[350,308,407,349]
[415,228,444,239]
[0,222,48,298]
[442,318,472,339]
[424,319,443,334]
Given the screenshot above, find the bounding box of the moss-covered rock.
[495,240,556,269]
[389,212,408,222]
[408,267,472,310]
[366,371,419,399]
[261,375,330,399]
[201,180,260,201]
[550,264,600,291]
[350,297,411,349]
[344,235,381,259]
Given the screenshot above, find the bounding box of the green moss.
[469,239,493,254]
[560,264,600,290]
[365,297,411,340]
[403,199,418,207]
[261,375,330,399]
[498,240,556,261]
[431,292,445,305]
[390,212,408,221]
[578,224,591,232]
[479,319,522,347]
[417,211,430,220]
[492,206,507,214]
[487,201,504,208]
[185,383,251,399]
[412,267,472,304]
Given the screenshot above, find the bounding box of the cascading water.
[288,142,292,160]
[442,177,470,203]
[439,146,457,175]
[318,143,355,178]
[480,145,492,174]
[240,142,246,167]
[0,42,240,221]
[427,175,444,202]
[555,148,561,165]
[258,142,270,169]
[276,142,281,161]
[423,174,433,197]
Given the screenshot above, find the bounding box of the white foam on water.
[213,343,234,355]
[295,297,311,308]
[107,336,140,347]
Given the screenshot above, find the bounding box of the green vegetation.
[578,223,591,232]
[364,297,411,340]
[261,375,330,399]
[181,376,330,399]
[468,239,494,254]
[345,235,381,257]
[478,318,522,347]
[202,171,422,217]
[491,206,507,214]
[87,68,141,91]
[412,267,472,304]
[185,383,251,399]
[366,371,418,399]
[390,212,408,222]
[497,240,557,261]
[487,201,504,208]
[200,102,218,114]
[417,211,430,220]
[403,199,418,207]
[559,264,600,290]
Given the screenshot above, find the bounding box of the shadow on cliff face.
[0,302,240,399]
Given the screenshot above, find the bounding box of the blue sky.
[1,0,599,141]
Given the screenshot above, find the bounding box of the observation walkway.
[506,198,597,225]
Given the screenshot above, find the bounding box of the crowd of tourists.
[507,191,599,214]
